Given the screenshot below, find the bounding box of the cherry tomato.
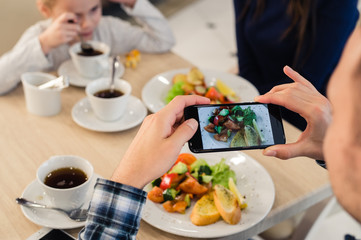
[176,153,197,166]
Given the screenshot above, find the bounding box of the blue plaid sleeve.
[78,178,147,240]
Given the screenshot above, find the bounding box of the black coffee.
[77,50,103,56]
[94,89,123,98]
[44,167,88,189]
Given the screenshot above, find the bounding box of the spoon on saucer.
[15,197,88,222]
[110,56,120,93]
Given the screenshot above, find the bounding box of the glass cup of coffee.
[69,41,110,79]
[36,155,94,211]
[86,78,132,121]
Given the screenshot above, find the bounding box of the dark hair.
[239,0,317,68]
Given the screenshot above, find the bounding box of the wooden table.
[0,52,332,240]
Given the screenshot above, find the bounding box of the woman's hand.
[255,66,332,160]
[111,95,210,189]
[39,13,79,54]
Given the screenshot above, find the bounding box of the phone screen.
[184,103,285,153]
[39,229,75,240]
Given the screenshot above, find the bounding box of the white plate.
[58,59,125,87]
[71,96,147,132]
[142,145,275,238]
[20,173,101,229]
[141,68,260,113]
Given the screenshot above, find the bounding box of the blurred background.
[1,0,361,239]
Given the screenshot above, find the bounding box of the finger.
[64,24,80,31]
[159,95,210,123]
[58,12,78,24]
[266,83,295,95]
[263,143,307,160]
[283,66,317,91]
[168,118,198,147]
[256,91,313,118]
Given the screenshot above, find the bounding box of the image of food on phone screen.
[186,103,285,152]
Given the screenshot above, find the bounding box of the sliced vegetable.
[169,162,188,174]
[162,201,175,212]
[179,176,208,195]
[176,153,197,165]
[236,116,244,122]
[160,173,178,190]
[218,109,230,116]
[230,129,247,147]
[195,85,207,95]
[163,188,179,201]
[244,125,260,146]
[184,194,191,207]
[205,87,221,100]
[147,186,164,203]
[201,175,213,183]
[173,201,188,213]
[190,159,208,172]
[215,79,236,96]
[151,178,161,187]
[163,200,187,214]
[228,178,247,209]
[253,119,265,142]
[215,125,223,134]
[198,165,212,175]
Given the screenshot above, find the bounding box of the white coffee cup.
[86,78,132,121]
[36,155,94,211]
[69,41,110,79]
[21,72,63,116]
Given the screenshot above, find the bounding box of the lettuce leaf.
[165,81,185,103]
[211,158,236,188]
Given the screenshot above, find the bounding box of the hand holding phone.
[184,102,285,153]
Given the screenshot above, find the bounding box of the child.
[0,0,175,95]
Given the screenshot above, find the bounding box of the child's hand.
[109,0,136,8]
[39,12,80,54]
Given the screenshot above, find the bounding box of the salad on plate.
[147,153,247,226]
[165,67,241,104]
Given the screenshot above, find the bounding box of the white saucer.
[71,96,147,132]
[20,173,101,229]
[58,59,125,87]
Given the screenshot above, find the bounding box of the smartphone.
[27,228,76,240]
[184,102,285,153]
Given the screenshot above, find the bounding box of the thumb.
[263,143,305,160]
[169,119,198,146]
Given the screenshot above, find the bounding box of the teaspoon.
[67,19,94,54]
[110,56,120,93]
[16,197,88,222]
[37,75,69,90]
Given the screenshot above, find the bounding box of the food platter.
[141,68,259,113]
[142,145,275,238]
